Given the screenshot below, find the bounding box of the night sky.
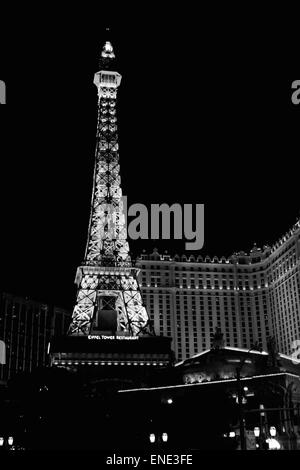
[0,12,299,309]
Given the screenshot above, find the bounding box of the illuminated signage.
[88,335,139,340]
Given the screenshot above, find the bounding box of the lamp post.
[254,427,260,449]
[236,367,246,450]
[259,404,265,449]
[235,344,262,450]
[266,427,280,450]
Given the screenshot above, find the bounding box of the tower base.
[49,335,174,390]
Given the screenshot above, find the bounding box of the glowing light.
[149,433,156,443]
[162,432,168,442]
[266,438,280,450]
[167,398,173,404]
[229,432,235,438]
[0,437,4,446]
[118,372,298,394]
[8,436,13,446]
[270,426,276,437]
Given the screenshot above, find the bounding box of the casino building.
[0,292,71,382]
[136,218,300,362]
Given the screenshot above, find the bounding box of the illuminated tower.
[68,40,152,337]
[50,39,172,374]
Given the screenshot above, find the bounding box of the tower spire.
[99,28,115,69]
[67,40,153,337]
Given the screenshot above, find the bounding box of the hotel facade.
[0,292,71,382]
[136,218,300,362]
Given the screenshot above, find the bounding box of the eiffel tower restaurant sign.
[88,335,139,340]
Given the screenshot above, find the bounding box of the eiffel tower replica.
[50,39,173,383]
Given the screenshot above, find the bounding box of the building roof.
[174,346,300,381]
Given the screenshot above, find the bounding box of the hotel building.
[136,218,300,362]
[0,292,71,382]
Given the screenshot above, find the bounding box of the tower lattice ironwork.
[68,40,153,337]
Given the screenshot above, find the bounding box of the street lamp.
[235,345,261,450]
[149,432,169,445]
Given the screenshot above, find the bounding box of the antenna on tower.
[104,26,113,42]
[100,26,115,68]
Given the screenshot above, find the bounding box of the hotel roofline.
[136,217,300,265]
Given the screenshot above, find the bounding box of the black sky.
[0,12,299,309]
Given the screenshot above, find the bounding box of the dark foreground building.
[0,292,71,383]
[1,345,299,451]
[118,346,300,450]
